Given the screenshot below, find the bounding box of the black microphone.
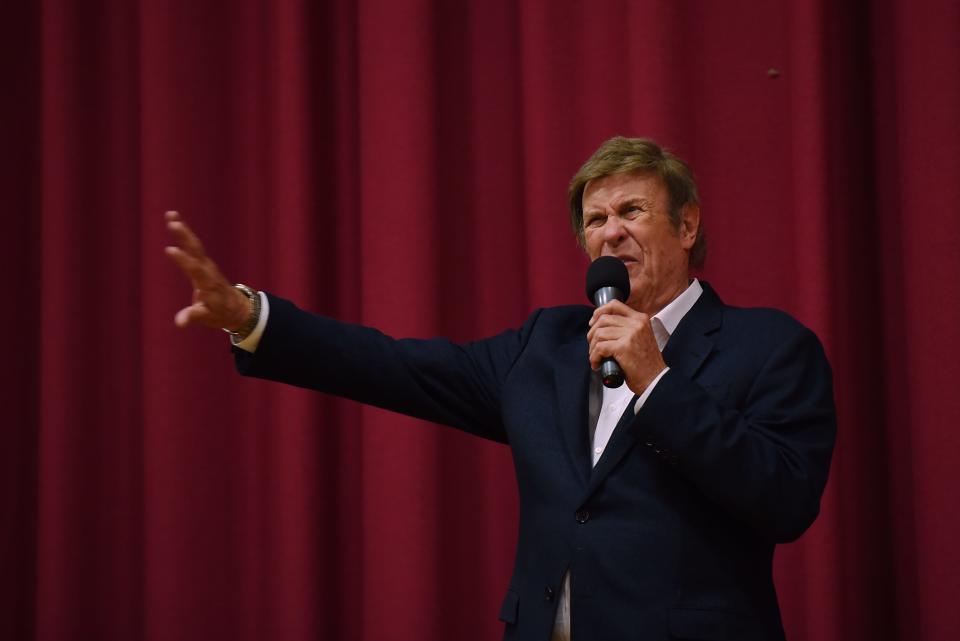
[585,256,631,388]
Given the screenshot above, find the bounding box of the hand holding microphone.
[585,256,631,387]
[585,257,667,392]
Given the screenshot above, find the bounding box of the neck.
[636,277,690,316]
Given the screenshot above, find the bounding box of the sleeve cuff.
[633,366,670,414]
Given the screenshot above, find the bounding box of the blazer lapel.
[585,392,640,495]
[662,283,723,380]
[553,337,593,487]
[584,283,725,496]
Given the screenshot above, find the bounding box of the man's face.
[582,172,698,314]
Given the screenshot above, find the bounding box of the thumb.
[174,303,212,328]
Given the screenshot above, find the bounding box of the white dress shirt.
[232,292,270,352]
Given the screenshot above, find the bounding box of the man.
[167,137,835,641]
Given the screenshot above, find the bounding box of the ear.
[679,203,700,250]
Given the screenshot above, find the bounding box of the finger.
[590,312,630,329]
[588,339,603,368]
[166,217,208,259]
[166,246,228,292]
[589,326,626,345]
[589,301,633,326]
[588,336,625,371]
[174,303,216,328]
[166,220,207,259]
[587,322,614,344]
[164,246,219,288]
[588,327,620,354]
[589,339,619,370]
[599,300,636,317]
[174,304,198,328]
[588,317,611,343]
[165,244,195,270]
[589,343,601,369]
[588,313,635,340]
[590,309,615,329]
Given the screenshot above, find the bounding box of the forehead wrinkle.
[582,172,665,216]
[584,194,649,216]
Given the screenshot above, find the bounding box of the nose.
[602,215,627,245]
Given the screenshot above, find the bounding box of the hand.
[164,210,252,331]
[587,300,666,395]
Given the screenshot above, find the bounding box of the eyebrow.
[584,197,650,216]
[618,197,649,209]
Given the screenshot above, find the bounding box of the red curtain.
[4,1,958,639]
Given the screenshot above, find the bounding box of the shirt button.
[575,510,590,524]
[594,447,603,455]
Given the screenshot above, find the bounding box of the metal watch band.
[222,283,261,340]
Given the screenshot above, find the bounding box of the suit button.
[575,510,590,524]
[544,586,555,602]
[645,441,654,448]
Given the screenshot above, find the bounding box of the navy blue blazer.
[235,283,835,641]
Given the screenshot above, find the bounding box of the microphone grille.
[585,256,631,304]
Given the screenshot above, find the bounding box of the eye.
[623,205,644,220]
[584,214,606,228]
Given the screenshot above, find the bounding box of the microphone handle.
[593,286,626,388]
[600,359,624,388]
[593,286,621,307]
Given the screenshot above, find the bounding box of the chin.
[627,274,648,295]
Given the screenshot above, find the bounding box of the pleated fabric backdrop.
[3,1,958,640]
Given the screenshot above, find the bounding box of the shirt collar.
[652,278,703,339]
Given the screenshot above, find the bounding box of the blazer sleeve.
[636,322,836,543]
[233,293,537,444]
